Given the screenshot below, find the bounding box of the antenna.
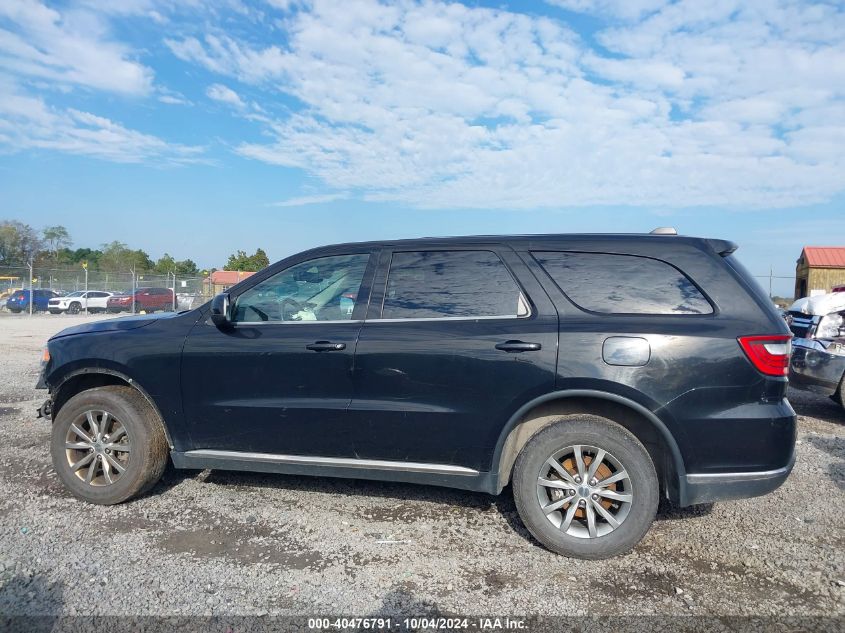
[650,227,677,235]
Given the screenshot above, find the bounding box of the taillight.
[738,335,792,376]
[17,294,24,300]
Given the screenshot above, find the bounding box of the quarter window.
[533,251,712,315]
[381,250,526,319]
[233,254,370,322]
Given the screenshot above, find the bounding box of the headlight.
[817,313,844,339]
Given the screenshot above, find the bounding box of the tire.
[48,310,62,315]
[512,415,658,559]
[51,386,169,505]
[9,308,20,313]
[67,302,81,314]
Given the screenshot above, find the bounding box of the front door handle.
[306,341,346,352]
[495,340,542,353]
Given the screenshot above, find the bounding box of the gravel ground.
[0,312,843,620]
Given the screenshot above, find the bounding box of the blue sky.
[1,0,844,296]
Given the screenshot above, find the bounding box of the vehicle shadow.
[0,573,64,624]
[788,388,844,426]
[186,469,714,552]
[197,467,499,513]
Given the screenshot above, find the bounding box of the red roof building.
[795,247,845,299]
[204,270,256,293]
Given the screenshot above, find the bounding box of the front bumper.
[789,338,845,396]
[681,450,795,506]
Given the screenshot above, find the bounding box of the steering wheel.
[280,297,306,321]
[243,304,270,321]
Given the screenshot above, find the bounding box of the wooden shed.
[795,247,845,299]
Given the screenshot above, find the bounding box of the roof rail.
[650,227,678,235]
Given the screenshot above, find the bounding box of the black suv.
[38,231,795,559]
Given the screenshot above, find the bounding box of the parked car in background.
[107,287,174,313]
[5,289,57,313]
[48,291,114,314]
[38,230,795,559]
[0,287,23,305]
[787,292,845,410]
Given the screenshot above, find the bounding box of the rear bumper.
[680,450,795,506]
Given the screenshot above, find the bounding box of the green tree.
[174,259,198,275]
[223,248,269,272]
[153,253,177,275]
[99,241,153,272]
[69,247,103,268]
[154,254,198,276]
[0,220,43,264]
[43,225,72,260]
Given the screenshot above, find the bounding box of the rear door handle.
[306,341,346,352]
[495,340,542,353]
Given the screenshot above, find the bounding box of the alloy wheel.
[65,410,131,486]
[536,444,633,539]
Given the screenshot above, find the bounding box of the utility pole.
[82,261,89,316]
[769,265,773,300]
[28,259,33,317]
[171,270,177,312]
[131,267,136,315]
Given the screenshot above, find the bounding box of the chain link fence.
[0,263,801,315]
[0,265,212,314]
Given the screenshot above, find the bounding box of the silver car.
[787,292,845,409]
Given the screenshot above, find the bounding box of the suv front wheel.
[51,386,169,505]
[512,415,658,559]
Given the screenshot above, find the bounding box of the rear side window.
[533,251,712,315]
[382,250,525,319]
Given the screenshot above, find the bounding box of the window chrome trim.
[184,449,479,476]
[228,319,364,326]
[366,314,522,323]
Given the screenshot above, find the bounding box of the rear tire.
[512,415,658,559]
[51,386,169,505]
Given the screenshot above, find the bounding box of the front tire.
[67,302,81,314]
[51,386,169,505]
[512,415,658,559]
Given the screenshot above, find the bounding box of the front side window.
[381,250,525,319]
[234,254,370,323]
[533,251,712,315]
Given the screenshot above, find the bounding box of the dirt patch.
[588,568,679,600]
[158,528,325,570]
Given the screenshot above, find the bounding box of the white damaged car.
[787,292,845,409]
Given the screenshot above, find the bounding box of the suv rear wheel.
[512,415,658,559]
[50,386,169,505]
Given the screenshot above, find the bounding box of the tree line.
[1,220,270,275]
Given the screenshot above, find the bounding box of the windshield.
[66,291,84,297]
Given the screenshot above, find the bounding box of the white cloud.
[546,0,669,21]
[269,192,348,206]
[206,83,246,108]
[166,0,845,209]
[0,0,154,95]
[0,77,204,164]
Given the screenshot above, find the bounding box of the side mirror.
[210,293,231,328]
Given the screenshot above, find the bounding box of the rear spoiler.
[705,239,738,257]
